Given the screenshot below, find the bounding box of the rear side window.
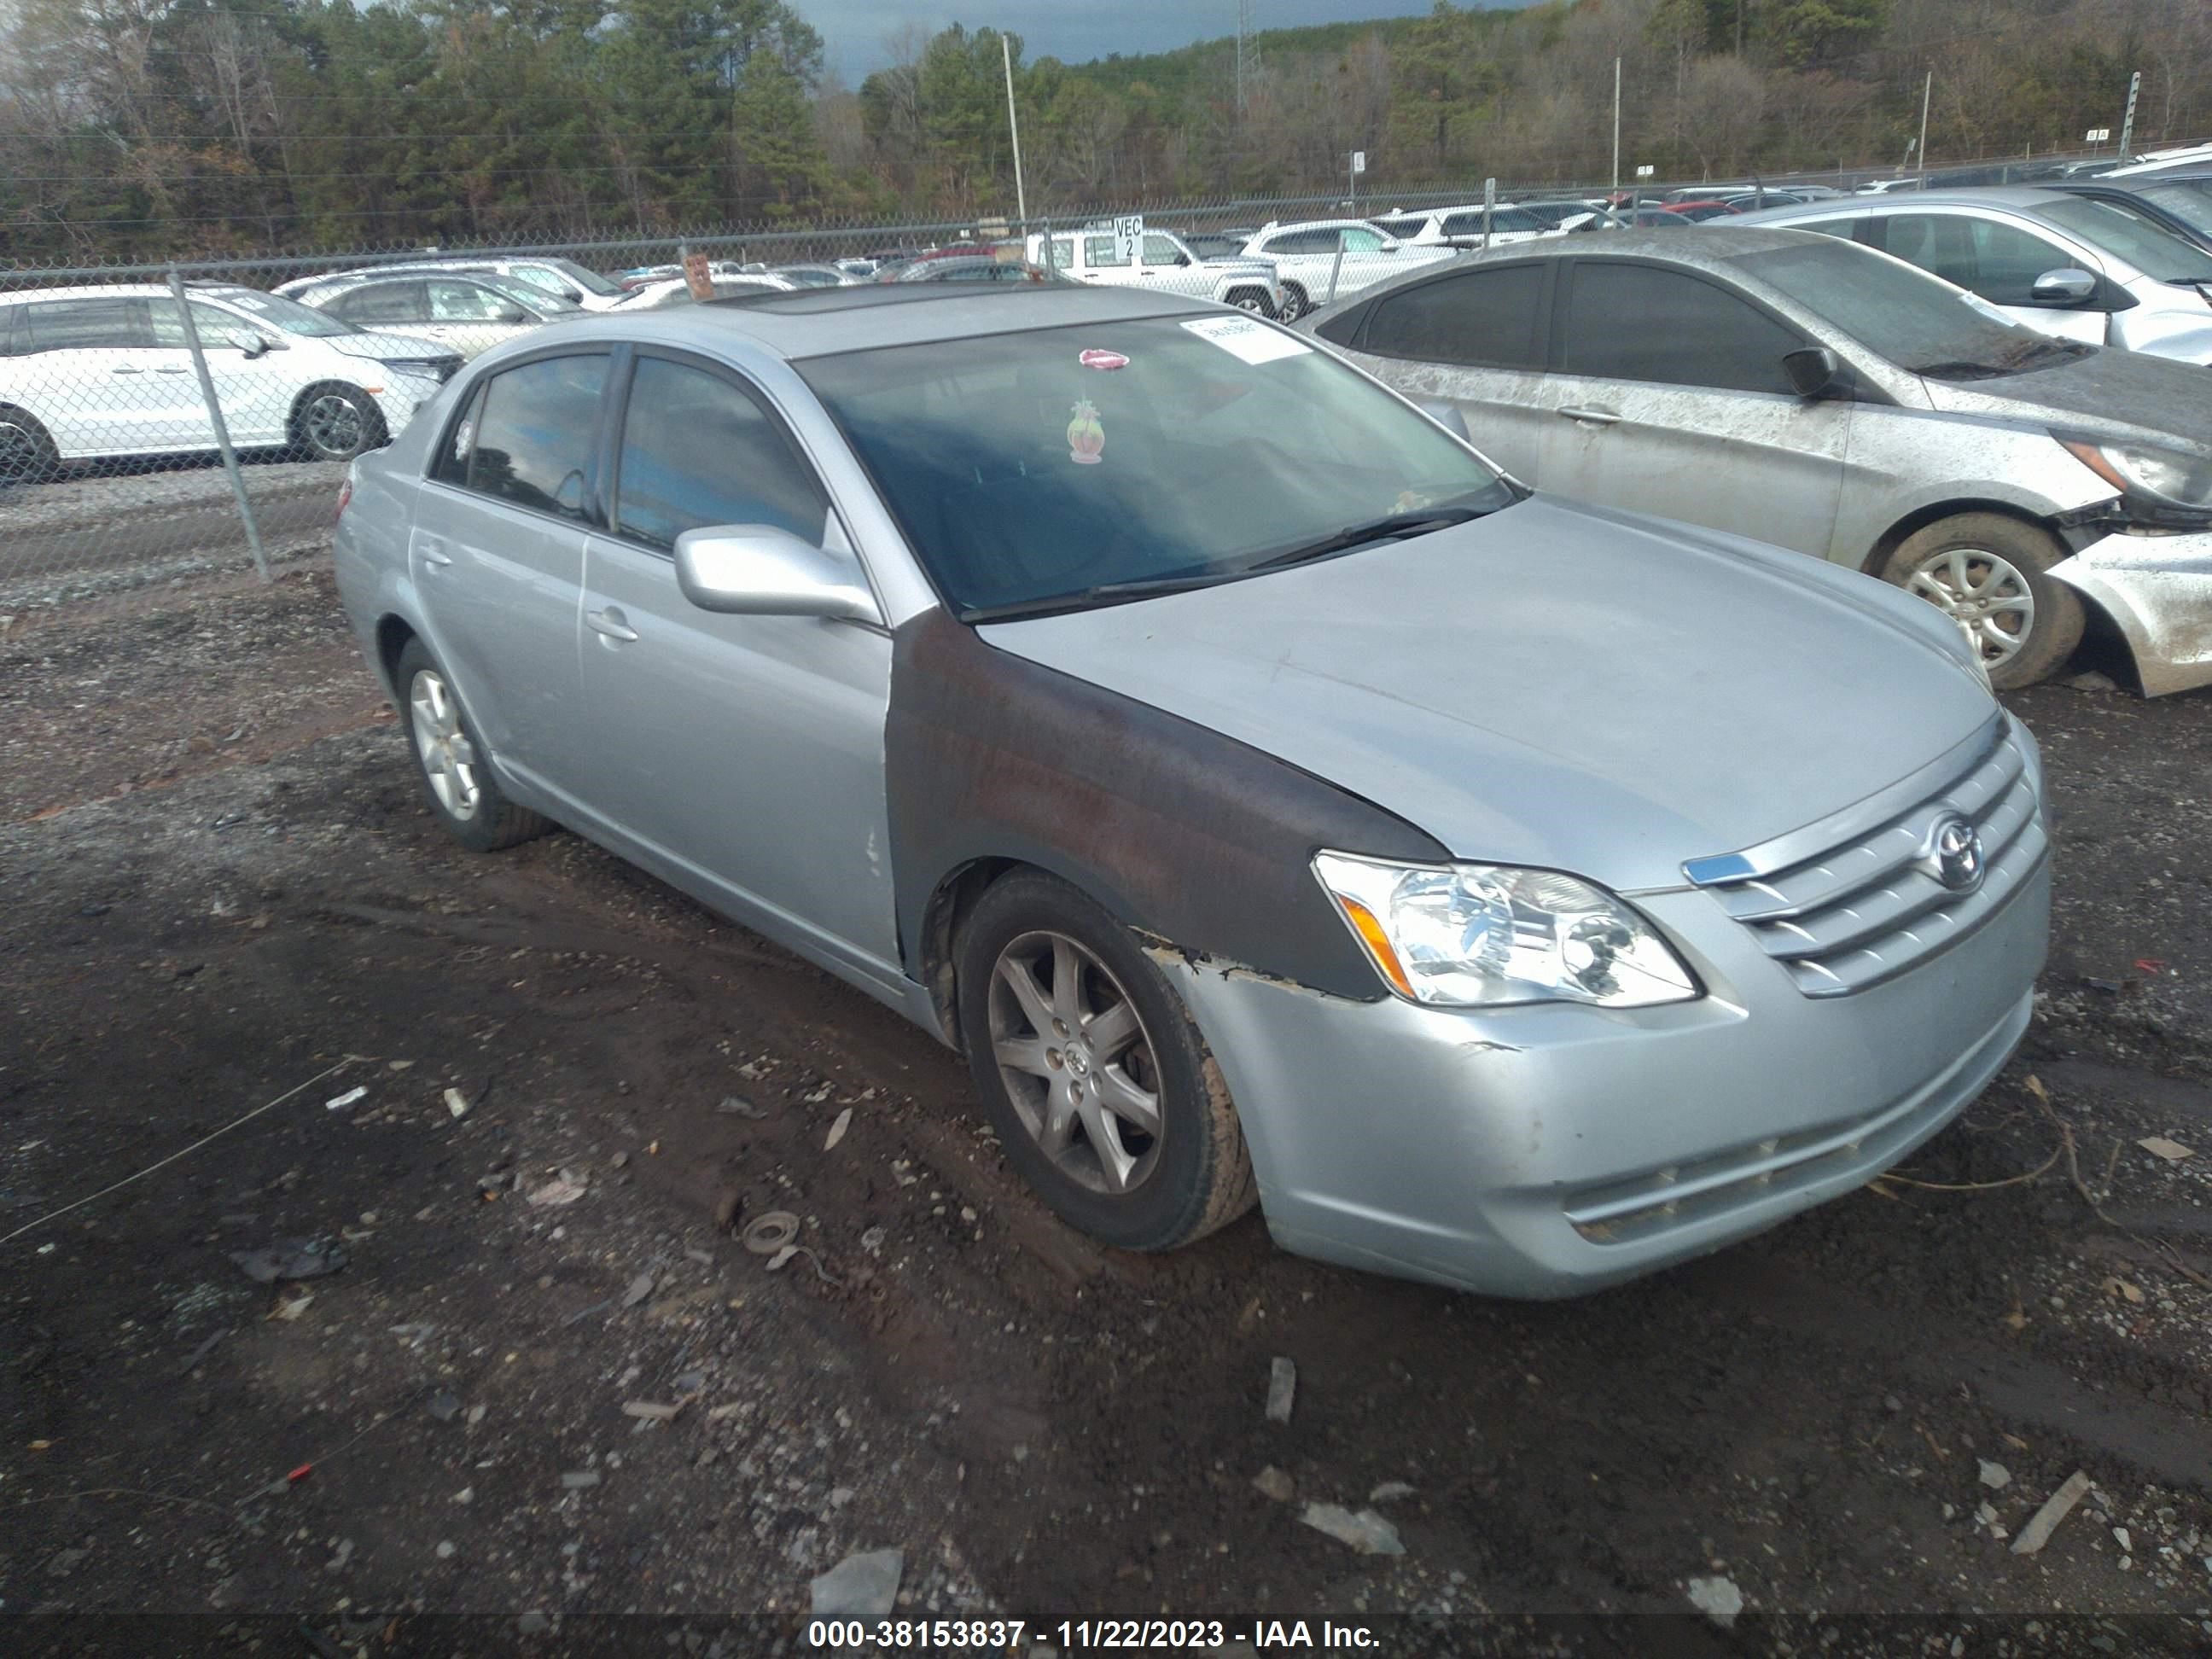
[612,356,827,551]
[328,282,428,325]
[1556,263,1802,394]
[449,353,608,522]
[1359,265,1546,370]
[0,304,22,357]
[1084,236,1131,270]
[24,298,149,351]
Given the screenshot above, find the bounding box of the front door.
[1535,259,1848,558]
[577,349,899,976]
[406,350,606,802]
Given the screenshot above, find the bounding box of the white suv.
[0,283,459,480]
[1237,219,1454,319]
[1023,228,1284,315]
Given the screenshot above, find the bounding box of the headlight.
[1312,852,1699,1009]
[2060,438,2212,514]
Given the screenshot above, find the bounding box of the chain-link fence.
[0,154,2122,625]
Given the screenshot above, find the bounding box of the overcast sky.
[812,2,1431,83]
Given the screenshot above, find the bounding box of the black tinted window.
[1557,263,1802,393]
[460,354,607,522]
[614,356,827,551]
[328,282,427,324]
[26,298,148,351]
[1359,265,1545,370]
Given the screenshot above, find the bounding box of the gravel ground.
[3,571,2210,1654]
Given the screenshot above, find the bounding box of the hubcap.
[0,420,40,478]
[1904,545,2035,669]
[987,929,1163,1196]
[408,669,481,820]
[304,393,362,457]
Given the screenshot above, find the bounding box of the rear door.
[1865,210,2110,345]
[20,297,178,456]
[407,350,606,803]
[1334,261,1554,481]
[577,348,899,973]
[1535,259,1848,557]
[1139,232,1214,299]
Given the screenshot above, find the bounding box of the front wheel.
[956,870,1257,1252]
[1877,513,2084,690]
[1225,288,1272,316]
[0,405,60,482]
[1278,282,1311,322]
[292,383,387,462]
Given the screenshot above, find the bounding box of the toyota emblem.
[1924,812,1985,893]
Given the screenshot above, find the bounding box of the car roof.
[1365,225,1819,273]
[561,283,1212,360]
[1739,186,2091,218]
[1,282,178,302]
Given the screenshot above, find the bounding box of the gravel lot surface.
[3,571,2210,1654]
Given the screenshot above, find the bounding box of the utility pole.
[1916,69,1931,178]
[1002,32,1027,224]
[1611,57,1621,199]
[1236,0,1260,115]
[2118,69,2141,161]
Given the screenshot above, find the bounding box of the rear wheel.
[291,382,386,462]
[0,405,59,483]
[1877,513,2083,690]
[1278,282,1312,322]
[1225,287,1272,316]
[393,637,550,853]
[956,870,1257,1252]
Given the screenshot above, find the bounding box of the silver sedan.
[334,282,2046,1298]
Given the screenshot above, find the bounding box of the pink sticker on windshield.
[1079,348,1129,370]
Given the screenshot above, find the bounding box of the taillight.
[334,480,352,522]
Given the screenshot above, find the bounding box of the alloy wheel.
[303,393,363,457]
[987,928,1164,1196]
[408,668,481,820]
[1904,544,2035,671]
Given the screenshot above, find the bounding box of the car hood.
[1921,342,2212,458]
[321,330,457,362]
[976,497,1994,894]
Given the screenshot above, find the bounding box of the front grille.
[1691,716,2046,998]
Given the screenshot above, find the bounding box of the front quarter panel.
[1833,407,2112,566]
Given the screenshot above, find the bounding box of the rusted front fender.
[2051,529,2212,697]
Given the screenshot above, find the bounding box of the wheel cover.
[987,928,1164,1196]
[304,393,362,457]
[408,668,481,820]
[1904,544,2035,669]
[0,420,41,477]
[1233,294,1267,313]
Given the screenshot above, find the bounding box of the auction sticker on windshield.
[1181,315,1311,365]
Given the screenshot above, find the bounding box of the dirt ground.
[4,569,2211,1655]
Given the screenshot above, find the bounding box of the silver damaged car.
[334,283,2051,1298]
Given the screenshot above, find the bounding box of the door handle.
[110,365,145,375]
[418,540,454,568]
[1558,405,1621,426]
[154,365,190,374]
[586,607,639,643]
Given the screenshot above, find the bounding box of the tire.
[1278,282,1311,322]
[956,870,1259,1252]
[393,637,551,853]
[1225,287,1272,317]
[0,405,60,483]
[1877,513,2085,691]
[291,382,387,462]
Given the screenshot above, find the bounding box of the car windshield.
[800,315,1516,618]
[2129,180,2212,239]
[1735,240,2086,379]
[2036,195,2212,282]
[546,258,622,297]
[202,288,357,337]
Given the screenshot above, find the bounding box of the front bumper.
[1168,841,2049,1300]
[2052,527,2212,696]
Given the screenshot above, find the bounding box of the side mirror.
[1378,237,1402,252]
[492,304,533,324]
[2029,267,2098,306]
[229,330,271,358]
[674,525,878,623]
[1782,345,1843,399]
[1415,399,1473,442]
[1173,251,1190,266]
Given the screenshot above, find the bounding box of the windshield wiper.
[959,572,1240,625]
[1238,504,1493,574]
[1909,337,2088,380]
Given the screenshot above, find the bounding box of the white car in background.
[0,282,457,478]
[1235,219,1453,320]
[1368,203,1564,252]
[1022,227,1284,316]
[289,271,582,359]
[276,256,631,312]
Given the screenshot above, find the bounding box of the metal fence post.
[1325,238,1347,306]
[166,265,270,582]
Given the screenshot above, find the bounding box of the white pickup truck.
[1027,227,1284,317]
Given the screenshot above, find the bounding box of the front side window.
[1556,263,1803,394]
[450,353,608,522]
[24,298,148,351]
[1359,265,1545,370]
[146,299,265,350]
[800,314,1516,616]
[1342,228,1385,253]
[613,357,827,551]
[1142,233,1185,265]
